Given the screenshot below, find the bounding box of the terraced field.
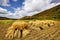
[0,20,60,40]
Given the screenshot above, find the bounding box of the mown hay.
[5,21,30,39]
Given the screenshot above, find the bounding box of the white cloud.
[0,0,10,6]
[0,0,60,19]
[0,7,13,17]
[13,0,60,18]
[0,7,9,14]
[23,0,52,12]
[0,7,22,19]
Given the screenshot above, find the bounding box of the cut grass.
[0,20,60,40]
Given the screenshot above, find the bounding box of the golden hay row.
[28,20,55,30]
[5,20,55,39]
[5,21,30,39]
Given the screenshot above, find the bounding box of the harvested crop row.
[5,20,56,39]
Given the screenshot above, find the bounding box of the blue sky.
[0,0,60,19]
[0,0,24,13]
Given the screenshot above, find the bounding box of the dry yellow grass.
[5,20,59,40]
[28,20,55,30]
[5,21,30,39]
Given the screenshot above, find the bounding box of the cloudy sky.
[0,0,60,19]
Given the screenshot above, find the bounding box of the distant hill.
[0,17,17,20]
[20,5,60,20]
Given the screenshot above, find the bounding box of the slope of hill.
[20,5,60,20]
[0,17,17,20]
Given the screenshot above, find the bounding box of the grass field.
[0,20,60,40]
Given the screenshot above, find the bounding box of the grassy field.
[0,20,60,40]
[0,20,14,40]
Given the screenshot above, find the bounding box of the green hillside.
[20,5,60,20]
[0,17,17,20]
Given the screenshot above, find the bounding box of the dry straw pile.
[5,20,55,39]
[5,20,30,39]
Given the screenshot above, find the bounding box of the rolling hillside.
[0,17,17,20]
[20,5,60,20]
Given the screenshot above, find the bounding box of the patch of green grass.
[0,20,14,24]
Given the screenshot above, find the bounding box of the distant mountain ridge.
[0,17,17,20]
[20,5,60,20]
